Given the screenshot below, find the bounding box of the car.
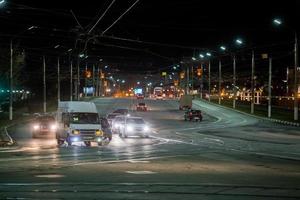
[106,113,121,126]
[113,108,130,116]
[184,109,203,122]
[31,115,57,138]
[111,115,126,134]
[136,93,144,99]
[119,117,150,138]
[136,102,148,111]
[156,94,164,100]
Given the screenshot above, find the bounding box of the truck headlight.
[126,125,133,132]
[144,126,150,132]
[72,130,80,135]
[95,130,103,136]
[50,124,57,131]
[33,124,39,130]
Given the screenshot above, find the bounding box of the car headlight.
[72,130,80,135]
[126,125,133,132]
[95,130,103,136]
[126,114,130,117]
[50,124,57,131]
[114,123,120,128]
[33,124,39,130]
[144,126,150,132]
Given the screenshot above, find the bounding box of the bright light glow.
[95,130,103,136]
[33,124,39,130]
[72,137,79,142]
[72,130,80,135]
[68,49,72,52]
[50,124,57,131]
[106,88,111,92]
[220,46,226,51]
[79,54,85,58]
[199,54,204,58]
[273,18,282,25]
[126,125,134,132]
[192,57,196,61]
[122,80,125,83]
[54,45,60,49]
[236,39,243,45]
[173,66,177,70]
[27,26,37,30]
[0,0,5,5]
[206,52,211,57]
[105,65,108,69]
[144,125,150,132]
[137,81,140,84]
[160,83,163,86]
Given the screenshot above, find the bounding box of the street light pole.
[208,60,211,102]
[43,56,46,113]
[268,57,272,118]
[186,66,189,94]
[9,40,13,120]
[233,54,236,109]
[294,33,299,121]
[57,57,60,105]
[70,60,73,101]
[251,51,255,114]
[77,59,80,100]
[218,60,222,105]
[92,64,95,97]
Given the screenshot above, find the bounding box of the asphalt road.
[0,98,300,200]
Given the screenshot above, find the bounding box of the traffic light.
[100,72,105,79]
[85,70,92,78]
[196,68,202,77]
[180,72,185,79]
[174,80,178,86]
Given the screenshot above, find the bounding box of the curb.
[194,99,300,127]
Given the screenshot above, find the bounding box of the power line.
[102,0,140,35]
[88,0,117,34]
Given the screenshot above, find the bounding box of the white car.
[119,117,150,138]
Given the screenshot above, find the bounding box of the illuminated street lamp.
[0,0,5,5]
[206,52,211,57]
[273,18,282,25]
[192,57,196,61]
[235,38,243,45]
[199,54,205,58]
[220,46,226,51]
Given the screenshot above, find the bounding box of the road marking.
[35,174,65,178]
[126,171,157,174]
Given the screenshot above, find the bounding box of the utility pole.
[251,51,255,114]
[268,57,272,118]
[70,60,73,101]
[85,63,87,97]
[294,33,298,121]
[233,54,236,109]
[9,40,13,120]
[200,63,203,99]
[77,59,80,100]
[43,56,46,113]
[208,60,211,102]
[99,69,103,96]
[191,65,194,93]
[96,66,100,96]
[57,57,60,105]
[186,66,189,94]
[218,60,222,105]
[92,64,95,96]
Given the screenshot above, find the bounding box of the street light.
[235,38,243,45]
[220,46,226,51]
[192,57,196,61]
[273,18,282,25]
[272,18,298,120]
[206,52,212,57]
[9,26,38,120]
[199,54,205,58]
[0,0,5,5]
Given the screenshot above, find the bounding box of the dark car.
[107,113,121,126]
[113,108,129,116]
[31,115,57,138]
[184,109,203,122]
[136,93,144,99]
[136,102,148,111]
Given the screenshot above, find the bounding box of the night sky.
[0,0,299,95]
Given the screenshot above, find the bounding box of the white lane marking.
[35,174,65,178]
[128,160,150,163]
[203,137,225,145]
[126,171,157,175]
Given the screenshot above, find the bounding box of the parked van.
[56,101,105,146]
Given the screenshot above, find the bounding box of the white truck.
[179,95,193,110]
[56,101,105,146]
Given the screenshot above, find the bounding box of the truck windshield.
[69,113,100,124]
